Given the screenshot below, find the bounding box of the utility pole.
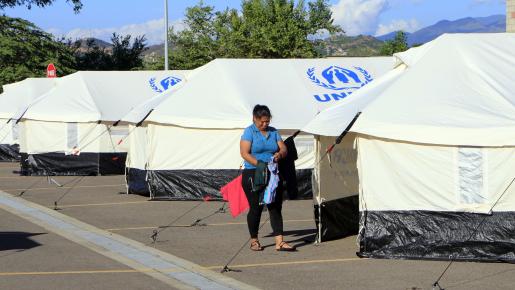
[164,0,169,70]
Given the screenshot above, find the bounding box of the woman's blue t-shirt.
[241,124,282,169]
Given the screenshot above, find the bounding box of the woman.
[240,104,296,252]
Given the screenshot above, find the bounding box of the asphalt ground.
[1,162,515,289]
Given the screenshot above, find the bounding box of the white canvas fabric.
[0,78,57,145]
[304,33,515,146]
[302,66,406,136]
[145,58,393,129]
[18,71,185,155]
[22,71,188,122]
[303,33,515,215]
[121,70,191,124]
[125,124,149,169]
[141,125,315,171]
[123,58,392,172]
[0,118,15,144]
[312,134,359,203]
[357,136,515,212]
[20,120,128,154]
[0,78,57,119]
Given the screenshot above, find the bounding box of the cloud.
[375,18,421,36]
[49,18,185,45]
[331,0,389,35]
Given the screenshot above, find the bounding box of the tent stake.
[189,202,227,227]
[149,201,204,244]
[53,176,85,211]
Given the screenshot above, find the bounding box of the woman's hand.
[273,152,282,162]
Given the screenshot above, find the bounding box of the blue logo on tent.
[307,66,374,102]
[307,66,373,91]
[149,76,182,93]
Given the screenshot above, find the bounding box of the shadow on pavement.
[0,232,45,251]
[262,229,317,249]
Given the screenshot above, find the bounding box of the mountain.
[141,43,165,64]
[71,15,506,59]
[316,34,383,57]
[72,37,113,54]
[377,14,505,46]
[375,31,410,42]
[143,44,164,56]
[73,37,112,49]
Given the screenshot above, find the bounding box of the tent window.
[11,123,19,141]
[67,122,79,150]
[457,147,486,204]
[110,125,129,137]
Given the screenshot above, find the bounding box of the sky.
[1,0,507,44]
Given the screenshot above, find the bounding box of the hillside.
[377,14,505,46]
[73,14,507,59]
[316,34,383,57]
[72,37,112,53]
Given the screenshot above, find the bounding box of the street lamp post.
[164,0,169,70]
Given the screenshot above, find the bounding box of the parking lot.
[1,162,515,290]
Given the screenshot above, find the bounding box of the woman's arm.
[273,140,288,162]
[240,140,258,166]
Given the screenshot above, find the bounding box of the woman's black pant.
[242,169,283,239]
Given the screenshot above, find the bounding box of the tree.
[72,38,111,70]
[0,0,82,12]
[108,33,147,70]
[237,0,341,58]
[0,15,76,91]
[380,31,409,56]
[73,33,148,71]
[168,2,222,69]
[168,0,342,69]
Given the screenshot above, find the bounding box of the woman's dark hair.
[253,104,272,118]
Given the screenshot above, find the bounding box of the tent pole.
[164,0,169,70]
[316,197,324,244]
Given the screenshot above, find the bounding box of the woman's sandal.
[250,240,264,251]
[275,241,297,252]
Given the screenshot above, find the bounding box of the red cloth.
[220,175,249,218]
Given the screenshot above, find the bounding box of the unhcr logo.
[307,66,373,102]
[149,76,182,93]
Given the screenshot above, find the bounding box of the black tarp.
[146,169,313,200]
[0,144,20,162]
[99,153,127,175]
[126,167,150,195]
[314,195,359,242]
[358,210,515,262]
[20,152,126,176]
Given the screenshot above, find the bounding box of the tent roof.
[121,68,200,124]
[0,78,57,119]
[143,57,393,129]
[303,33,515,146]
[22,70,187,122]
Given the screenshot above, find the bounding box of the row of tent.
[1,33,515,262]
[1,57,392,201]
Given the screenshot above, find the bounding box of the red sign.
[47,63,57,78]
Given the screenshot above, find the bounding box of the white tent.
[303,33,515,261]
[122,57,393,200]
[122,69,193,193]
[0,78,57,161]
[18,70,187,176]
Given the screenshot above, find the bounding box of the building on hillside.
[508,0,515,32]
